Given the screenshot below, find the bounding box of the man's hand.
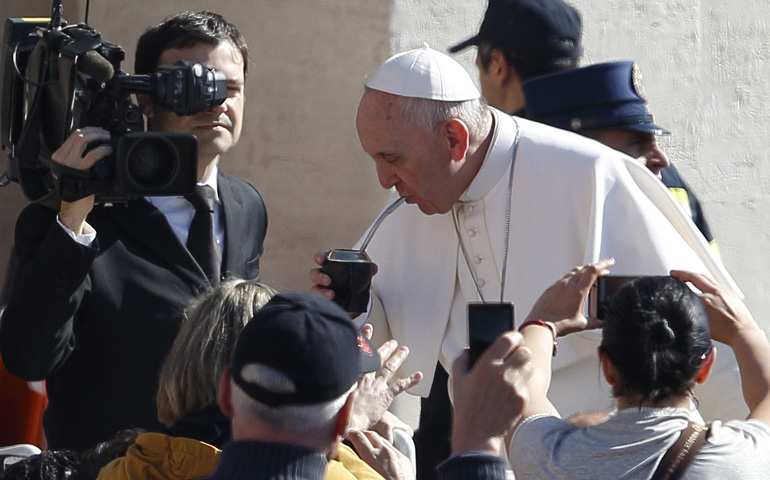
[310,250,379,303]
[348,335,422,433]
[310,250,335,300]
[524,258,615,336]
[348,430,415,480]
[52,127,113,234]
[371,410,413,444]
[451,332,532,455]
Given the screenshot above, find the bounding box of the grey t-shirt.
[510,406,770,479]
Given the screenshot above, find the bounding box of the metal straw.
[358,196,406,252]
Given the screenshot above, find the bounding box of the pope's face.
[147,40,245,180]
[356,89,462,216]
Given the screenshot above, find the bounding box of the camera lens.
[124,136,179,191]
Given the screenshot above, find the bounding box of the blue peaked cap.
[522,61,670,135]
[450,0,582,63]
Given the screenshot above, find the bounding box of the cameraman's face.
[147,40,245,179]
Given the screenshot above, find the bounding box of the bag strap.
[650,421,710,480]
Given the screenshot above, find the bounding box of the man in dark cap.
[522,61,716,247]
[449,0,582,116]
[206,292,381,479]
[211,291,534,480]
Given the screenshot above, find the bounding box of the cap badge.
[631,63,646,99]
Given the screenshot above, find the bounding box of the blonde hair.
[156,279,276,426]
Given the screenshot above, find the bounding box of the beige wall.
[0,0,391,293]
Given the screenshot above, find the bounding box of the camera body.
[1,12,227,203]
[468,302,514,366]
[588,275,643,320]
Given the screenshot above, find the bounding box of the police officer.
[522,60,716,248]
[449,0,582,117]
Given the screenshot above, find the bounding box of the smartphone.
[588,276,641,319]
[468,302,514,366]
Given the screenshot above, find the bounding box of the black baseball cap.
[522,61,670,135]
[449,0,582,63]
[231,292,380,407]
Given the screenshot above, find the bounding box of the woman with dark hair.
[509,259,770,479]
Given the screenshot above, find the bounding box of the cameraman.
[0,11,267,452]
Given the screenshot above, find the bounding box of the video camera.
[0,1,227,203]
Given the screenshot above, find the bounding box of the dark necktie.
[186,185,221,285]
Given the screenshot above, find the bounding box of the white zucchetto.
[365,46,481,101]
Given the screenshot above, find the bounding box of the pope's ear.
[443,118,470,162]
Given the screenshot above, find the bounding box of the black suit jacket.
[0,170,267,451]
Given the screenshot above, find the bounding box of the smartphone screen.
[468,302,514,366]
[589,276,641,319]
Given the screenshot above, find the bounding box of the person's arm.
[51,127,111,234]
[434,333,531,480]
[517,259,614,421]
[0,128,111,379]
[0,205,98,379]
[450,332,532,455]
[671,270,770,425]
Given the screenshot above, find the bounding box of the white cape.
[360,113,745,420]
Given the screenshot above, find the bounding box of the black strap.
[650,421,709,480]
[186,185,221,285]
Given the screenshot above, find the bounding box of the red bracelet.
[518,320,558,356]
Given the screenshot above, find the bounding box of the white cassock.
[358,109,746,422]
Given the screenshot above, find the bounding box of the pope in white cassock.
[312,47,746,425]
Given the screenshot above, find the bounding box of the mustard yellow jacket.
[97,432,384,480]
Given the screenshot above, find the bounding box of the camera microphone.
[79,50,114,83]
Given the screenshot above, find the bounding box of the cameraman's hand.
[52,127,112,234]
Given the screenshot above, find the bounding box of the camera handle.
[49,160,97,202]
